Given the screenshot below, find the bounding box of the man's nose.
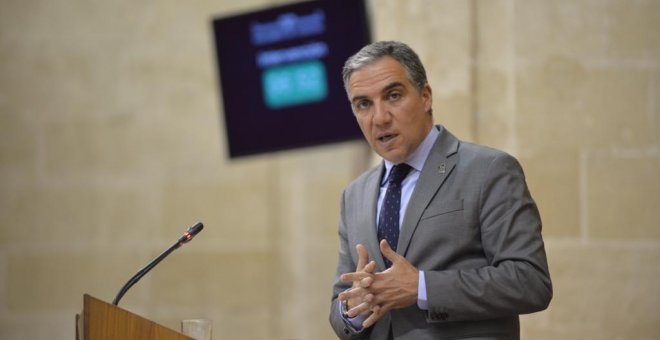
[372,101,391,124]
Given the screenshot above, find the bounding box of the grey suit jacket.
[329,126,552,340]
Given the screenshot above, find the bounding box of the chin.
[375,145,406,163]
[380,153,405,164]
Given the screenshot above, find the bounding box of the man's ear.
[422,84,433,114]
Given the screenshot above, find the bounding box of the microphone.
[112,222,204,306]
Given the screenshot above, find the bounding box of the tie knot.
[388,163,412,185]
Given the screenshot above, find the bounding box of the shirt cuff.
[339,299,367,332]
[417,270,428,310]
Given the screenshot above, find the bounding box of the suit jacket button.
[344,328,350,335]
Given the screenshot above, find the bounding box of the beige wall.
[1,0,658,339]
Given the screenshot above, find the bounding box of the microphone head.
[179,222,204,245]
[188,222,204,236]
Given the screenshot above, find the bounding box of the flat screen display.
[212,0,371,158]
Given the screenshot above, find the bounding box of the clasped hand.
[338,240,419,328]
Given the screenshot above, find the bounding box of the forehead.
[347,57,410,98]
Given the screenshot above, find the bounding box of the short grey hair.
[342,41,428,96]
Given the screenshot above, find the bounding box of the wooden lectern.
[77,294,193,340]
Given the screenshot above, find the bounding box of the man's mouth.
[378,134,397,143]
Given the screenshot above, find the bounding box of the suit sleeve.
[329,190,372,340]
[424,152,552,322]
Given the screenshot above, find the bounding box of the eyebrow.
[350,81,405,104]
[382,81,405,93]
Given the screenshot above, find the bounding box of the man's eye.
[355,101,371,110]
[388,92,401,101]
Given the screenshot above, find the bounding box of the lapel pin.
[438,162,446,174]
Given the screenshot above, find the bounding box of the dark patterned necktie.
[377,163,412,268]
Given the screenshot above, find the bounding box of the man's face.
[347,56,433,164]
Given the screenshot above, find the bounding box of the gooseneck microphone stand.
[112,222,204,306]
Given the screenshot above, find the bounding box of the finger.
[338,287,362,301]
[355,244,369,271]
[359,276,373,288]
[380,239,402,264]
[363,293,374,303]
[364,260,377,273]
[346,301,371,318]
[362,307,383,328]
[341,271,371,283]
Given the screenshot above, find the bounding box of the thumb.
[379,239,402,264]
[355,244,369,271]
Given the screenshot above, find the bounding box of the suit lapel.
[355,165,387,269]
[398,126,459,257]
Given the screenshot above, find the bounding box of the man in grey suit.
[329,41,552,339]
